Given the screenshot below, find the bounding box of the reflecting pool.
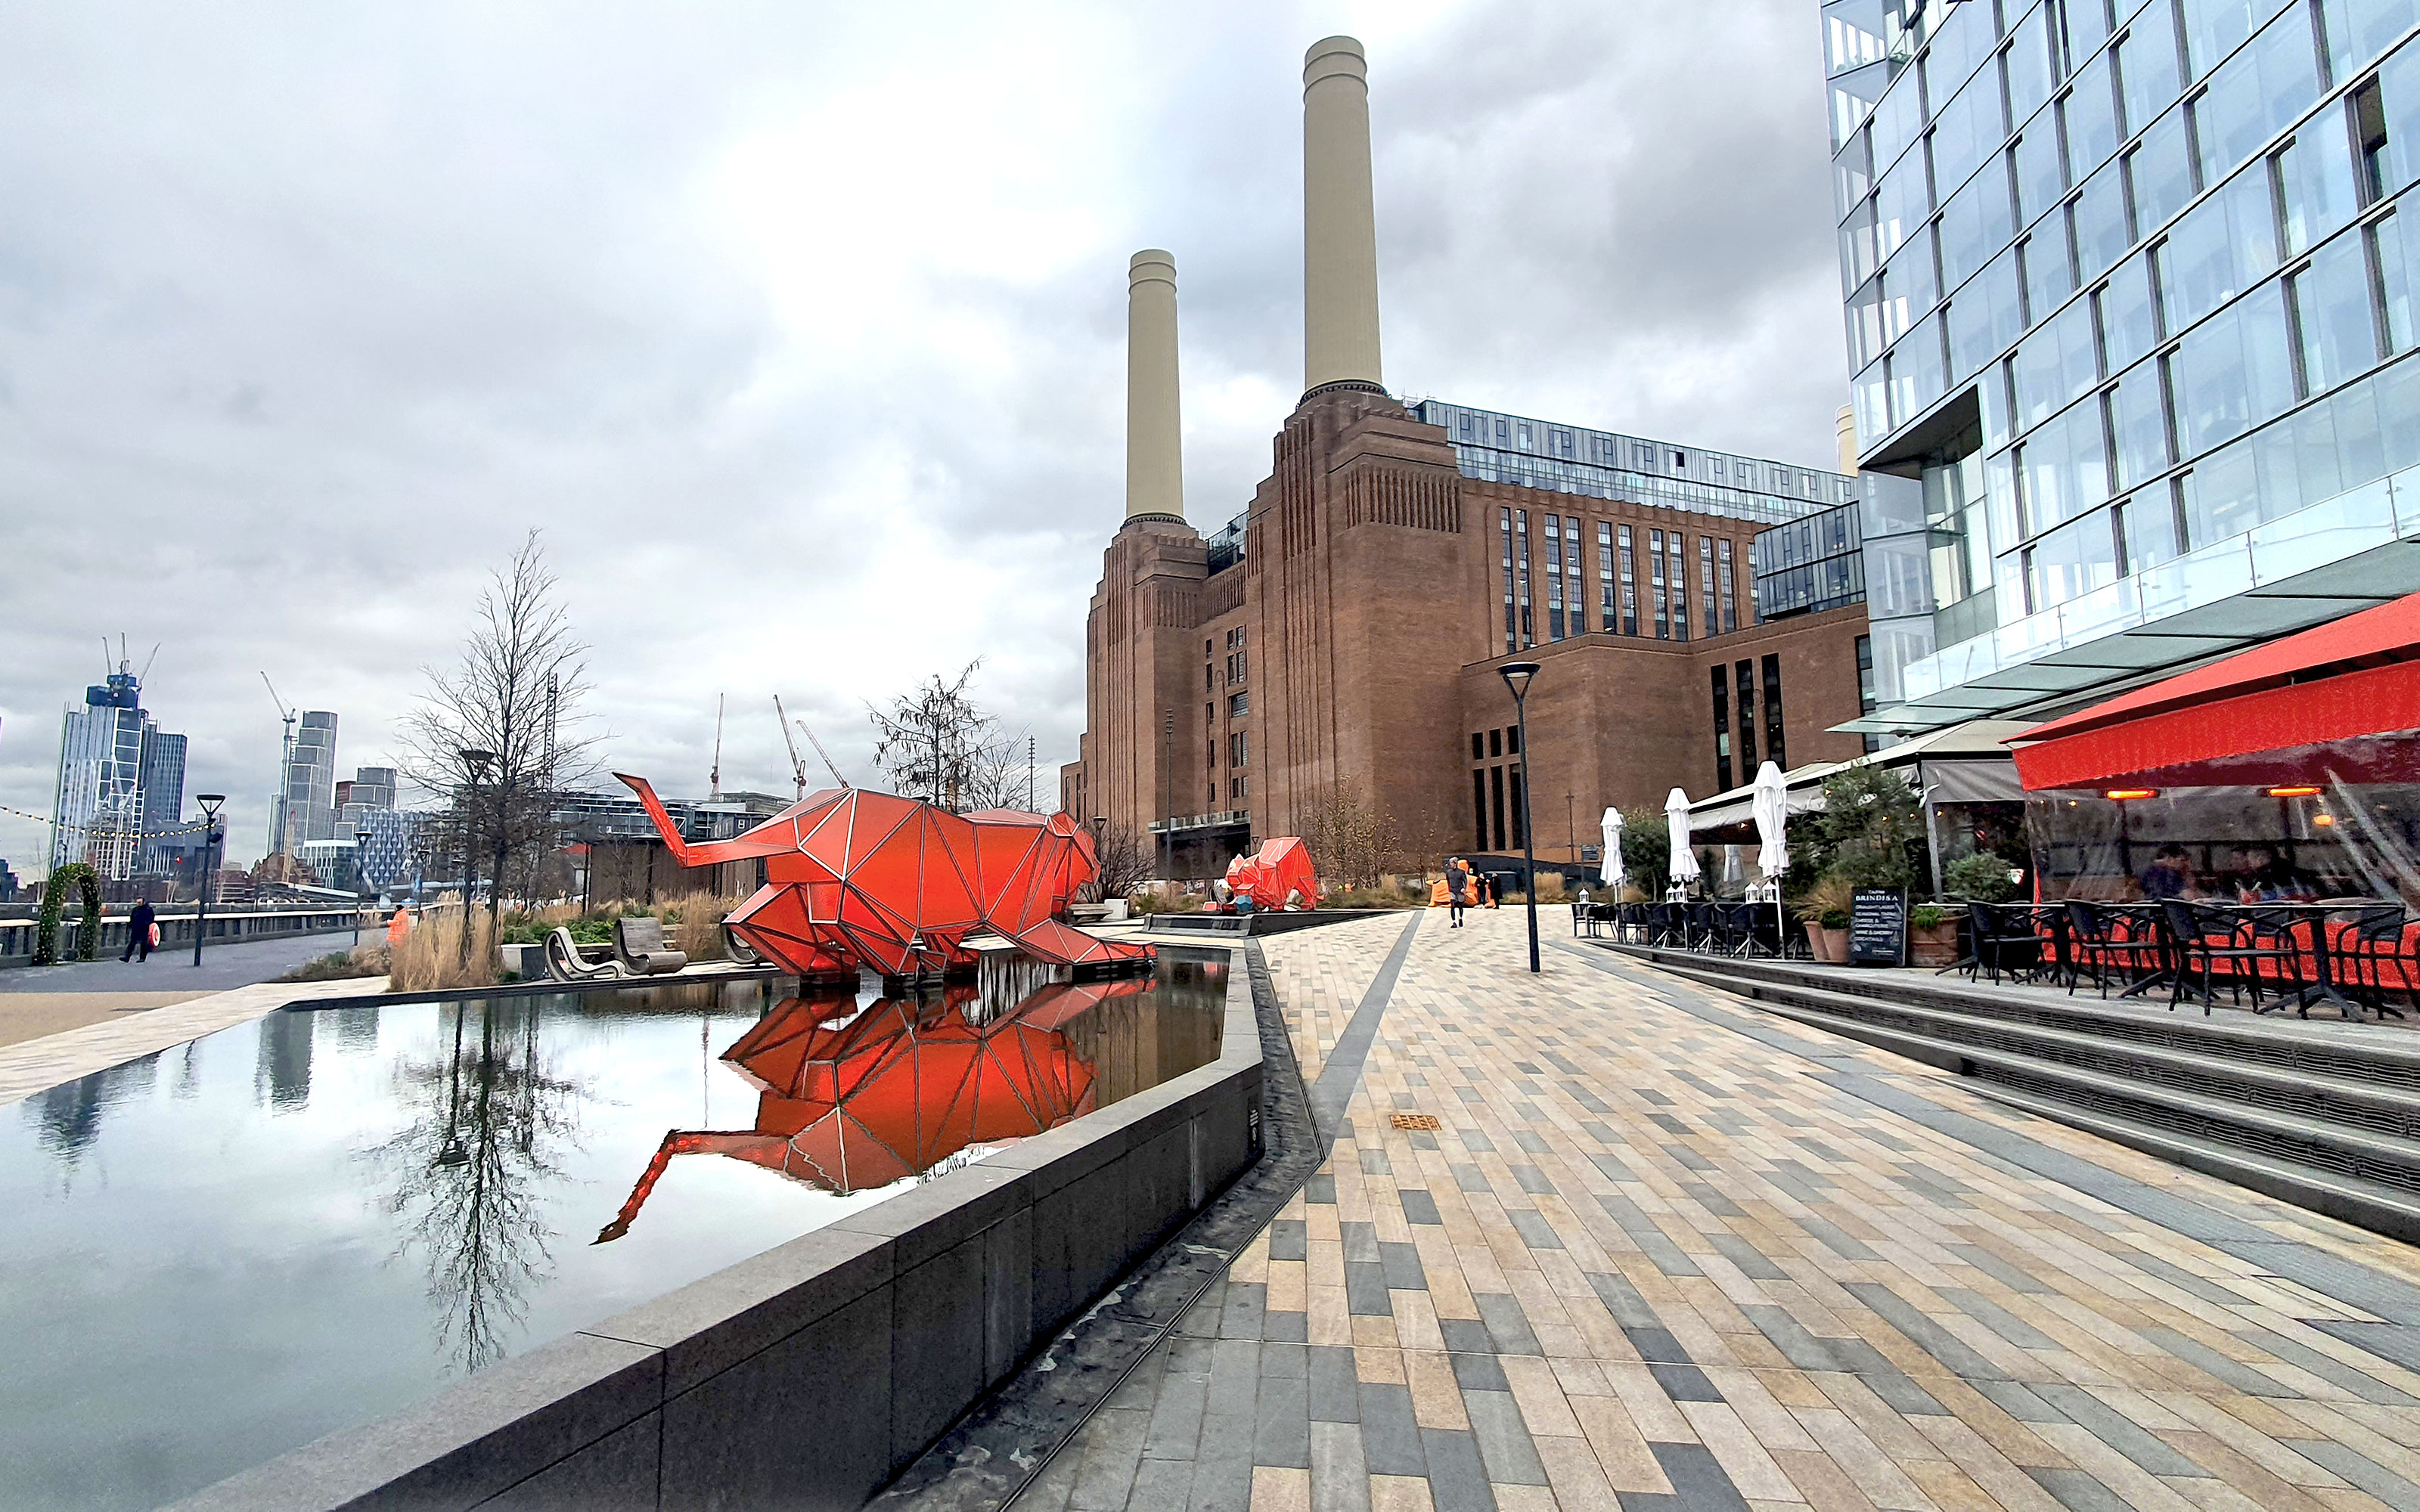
[0,957,1226,1510]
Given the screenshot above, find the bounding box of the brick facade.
[1066,393,1870,877]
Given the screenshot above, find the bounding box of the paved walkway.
[1027,907,2420,1511]
[0,929,368,1047]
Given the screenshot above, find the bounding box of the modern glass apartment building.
[1827,0,2420,734]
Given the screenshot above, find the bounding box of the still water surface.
[0,959,1224,1510]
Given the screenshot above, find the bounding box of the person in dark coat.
[122,898,156,963]
[1447,858,1472,928]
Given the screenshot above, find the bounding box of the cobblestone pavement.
[1023,906,2420,1511]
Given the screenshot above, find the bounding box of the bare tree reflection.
[372,1001,587,1374]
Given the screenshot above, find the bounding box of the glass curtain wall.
[1827,0,2420,706]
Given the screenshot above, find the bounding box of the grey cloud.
[0,0,1850,871]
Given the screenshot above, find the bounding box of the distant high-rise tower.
[269,711,340,856]
[51,664,186,881]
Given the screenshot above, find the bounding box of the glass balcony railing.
[1896,466,2415,706]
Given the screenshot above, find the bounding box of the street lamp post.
[191,794,226,967]
[1499,662,1543,974]
[458,748,494,968]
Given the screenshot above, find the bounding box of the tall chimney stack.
[1124,249,1185,524]
[1302,36,1384,397]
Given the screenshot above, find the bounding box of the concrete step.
[1613,943,2420,1244]
[1645,956,2420,1144]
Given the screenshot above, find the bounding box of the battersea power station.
[1065,37,1878,879]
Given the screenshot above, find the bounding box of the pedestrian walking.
[122,897,156,963]
[1447,857,1471,928]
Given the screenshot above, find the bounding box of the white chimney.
[1302,36,1384,396]
[1125,249,1185,523]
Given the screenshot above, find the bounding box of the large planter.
[1910,921,1960,967]
[1806,922,1850,965]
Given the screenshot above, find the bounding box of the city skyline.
[0,2,1849,873]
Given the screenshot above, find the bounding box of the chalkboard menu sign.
[1851,888,1907,966]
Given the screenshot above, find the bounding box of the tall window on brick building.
[1509,767,1526,847]
[1763,653,1786,770]
[1649,528,1668,638]
[1699,538,1717,640]
[1471,769,1487,849]
[1711,667,1733,792]
[1500,507,1516,654]
[1544,515,1565,640]
[1596,523,1615,634]
[1719,540,1738,634]
[1516,510,1533,647]
[1490,766,1506,850]
[1618,525,1638,635]
[1857,634,1881,754]
[1736,661,1757,771]
[1668,533,1689,640]
[1565,516,1582,632]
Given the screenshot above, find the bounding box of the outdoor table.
[2257,900,2408,1021]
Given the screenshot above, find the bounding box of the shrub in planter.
[1817,767,1924,889]
[1908,903,1961,965]
[1944,851,2021,902]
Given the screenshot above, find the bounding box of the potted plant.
[1793,872,1854,964]
[1909,903,1960,966]
[1944,851,2021,903]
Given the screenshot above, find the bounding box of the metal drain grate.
[1390,1113,1443,1131]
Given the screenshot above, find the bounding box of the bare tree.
[397,531,600,939]
[1082,823,1153,901]
[1301,783,1394,890]
[867,660,1032,813]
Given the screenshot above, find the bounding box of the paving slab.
[1039,906,2420,1510]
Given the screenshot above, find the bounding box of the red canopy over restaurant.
[2012,592,2420,792]
[2009,591,2420,906]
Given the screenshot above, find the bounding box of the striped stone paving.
[1022,906,2420,1511]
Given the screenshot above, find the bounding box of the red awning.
[2009,592,2420,792]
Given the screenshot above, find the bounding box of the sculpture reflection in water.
[374,1002,591,1373]
[596,977,1150,1240]
[613,773,1155,978]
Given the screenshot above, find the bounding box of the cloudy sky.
[0,0,1846,872]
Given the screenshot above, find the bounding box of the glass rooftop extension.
[1407,400,1856,527]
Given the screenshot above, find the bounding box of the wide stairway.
[1598,943,2420,1245]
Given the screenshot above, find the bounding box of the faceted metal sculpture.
[615,776,1154,978]
[1224,835,1320,910]
[595,979,1140,1232]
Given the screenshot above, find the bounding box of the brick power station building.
[1065,38,1879,880]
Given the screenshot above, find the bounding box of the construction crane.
[773,696,849,794]
[709,693,724,801]
[261,672,297,857]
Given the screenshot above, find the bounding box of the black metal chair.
[2063,900,2155,997]
[1963,902,2042,984]
[2158,899,2296,1014]
[1648,902,1687,949]
[1684,900,1717,952]
[2333,906,2412,1018]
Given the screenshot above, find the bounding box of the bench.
[544,927,620,981]
[613,915,688,976]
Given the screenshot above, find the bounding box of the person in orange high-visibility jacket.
[387,907,414,947]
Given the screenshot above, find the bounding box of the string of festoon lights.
[0,804,214,841]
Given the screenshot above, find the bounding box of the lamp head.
[1498,661,1541,703]
[197,793,226,818]
[459,748,495,776]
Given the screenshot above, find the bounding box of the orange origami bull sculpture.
[1224,835,1320,911]
[597,978,1135,1237]
[615,775,1153,978]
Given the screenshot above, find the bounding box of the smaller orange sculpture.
[1224,837,1320,911]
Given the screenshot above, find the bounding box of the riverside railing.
[0,905,368,968]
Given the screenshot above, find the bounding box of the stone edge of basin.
[164,942,1264,1512]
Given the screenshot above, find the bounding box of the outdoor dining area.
[1581,590,2420,1024]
